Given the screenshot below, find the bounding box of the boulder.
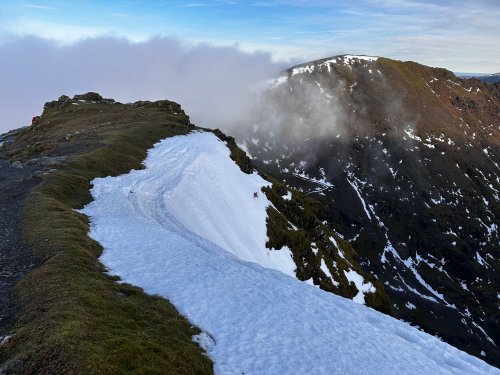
[73,92,103,101]
[58,95,71,102]
[11,161,23,169]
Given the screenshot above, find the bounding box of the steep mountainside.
[238,55,500,366]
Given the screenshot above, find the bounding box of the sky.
[0,0,499,132]
[1,0,499,71]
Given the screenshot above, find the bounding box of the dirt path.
[0,129,41,347]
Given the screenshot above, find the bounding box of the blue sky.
[0,0,499,72]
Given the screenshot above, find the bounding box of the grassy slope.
[1,96,213,374]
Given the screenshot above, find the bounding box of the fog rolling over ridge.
[233,56,420,178]
[0,36,284,134]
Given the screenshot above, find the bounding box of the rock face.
[238,55,500,366]
[43,92,116,111]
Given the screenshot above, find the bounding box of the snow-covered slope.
[84,132,296,277]
[81,132,497,374]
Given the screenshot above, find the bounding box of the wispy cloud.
[180,0,236,6]
[4,20,121,43]
[22,4,55,10]
[180,3,210,7]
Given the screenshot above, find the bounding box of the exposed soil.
[0,129,41,346]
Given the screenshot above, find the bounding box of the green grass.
[261,179,393,315]
[1,97,213,374]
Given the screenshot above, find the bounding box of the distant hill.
[479,73,500,83]
[457,72,500,83]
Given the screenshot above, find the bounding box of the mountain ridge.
[0,91,392,373]
[0,95,214,374]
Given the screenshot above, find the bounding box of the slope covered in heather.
[237,55,500,366]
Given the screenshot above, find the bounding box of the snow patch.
[347,178,372,220]
[342,55,378,63]
[320,258,339,287]
[84,132,297,278]
[193,332,216,354]
[292,65,314,76]
[381,241,402,263]
[81,132,497,375]
[406,302,416,310]
[344,269,376,304]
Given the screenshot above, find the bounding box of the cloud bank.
[0,36,285,134]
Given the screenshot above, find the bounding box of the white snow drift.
[82,131,497,375]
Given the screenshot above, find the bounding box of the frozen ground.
[82,131,498,375]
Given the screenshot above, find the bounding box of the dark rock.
[73,92,103,101]
[10,161,23,169]
[32,171,48,179]
[58,95,71,102]
[31,116,41,126]
[39,156,66,167]
[43,100,57,110]
[116,291,128,298]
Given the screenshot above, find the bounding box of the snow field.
[82,131,498,375]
